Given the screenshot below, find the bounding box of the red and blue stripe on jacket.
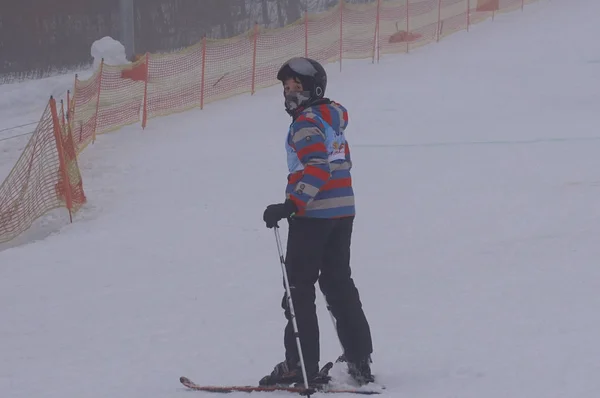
[285,101,355,218]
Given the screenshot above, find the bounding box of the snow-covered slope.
[2,1,600,397]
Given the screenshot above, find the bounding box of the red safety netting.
[204,34,255,105]
[440,0,469,40]
[499,0,526,13]
[0,98,86,244]
[307,6,342,65]
[56,99,87,215]
[408,0,441,50]
[146,44,203,119]
[0,0,534,244]
[70,0,530,130]
[342,2,378,61]
[70,69,101,153]
[255,21,307,92]
[96,61,146,134]
[471,0,526,24]
[379,0,410,56]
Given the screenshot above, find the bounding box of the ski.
[179,376,382,395]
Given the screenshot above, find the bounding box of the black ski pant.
[281,216,373,374]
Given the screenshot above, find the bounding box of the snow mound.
[91,37,129,69]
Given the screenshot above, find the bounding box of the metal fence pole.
[120,0,135,60]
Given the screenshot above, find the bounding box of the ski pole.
[274,226,311,393]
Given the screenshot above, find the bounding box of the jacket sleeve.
[287,117,331,210]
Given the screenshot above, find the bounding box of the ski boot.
[336,354,375,385]
[259,360,332,388]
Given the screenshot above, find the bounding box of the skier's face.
[283,78,303,95]
[282,76,311,114]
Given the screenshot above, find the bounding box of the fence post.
[467,0,470,31]
[50,97,73,223]
[73,75,82,145]
[251,23,258,95]
[406,0,410,53]
[92,59,104,144]
[339,0,343,72]
[305,10,309,58]
[60,100,66,129]
[66,90,71,122]
[142,52,149,129]
[437,0,442,42]
[119,0,135,61]
[372,0,380,63]
[201,36,206,110]
[71,75,78,132]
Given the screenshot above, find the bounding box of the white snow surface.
[2,1,600,397]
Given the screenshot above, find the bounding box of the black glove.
[263,199,298,228]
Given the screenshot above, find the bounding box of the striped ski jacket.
[285,99,355,218]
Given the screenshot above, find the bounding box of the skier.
[261,57,374,387]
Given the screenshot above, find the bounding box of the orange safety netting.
[0,98,86,244]
[70,69,101,154]
[146,44,202,119]
[471,0,525,24]
[56,99,87,216]
[72,0,530,129]
[97,61,146,134]
[0,0,533,244]
[440,0,470,40]
[342,2,378,61]
[255,22,306,93]
[306,6,341,65]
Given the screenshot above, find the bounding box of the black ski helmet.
[277,57,327,104]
